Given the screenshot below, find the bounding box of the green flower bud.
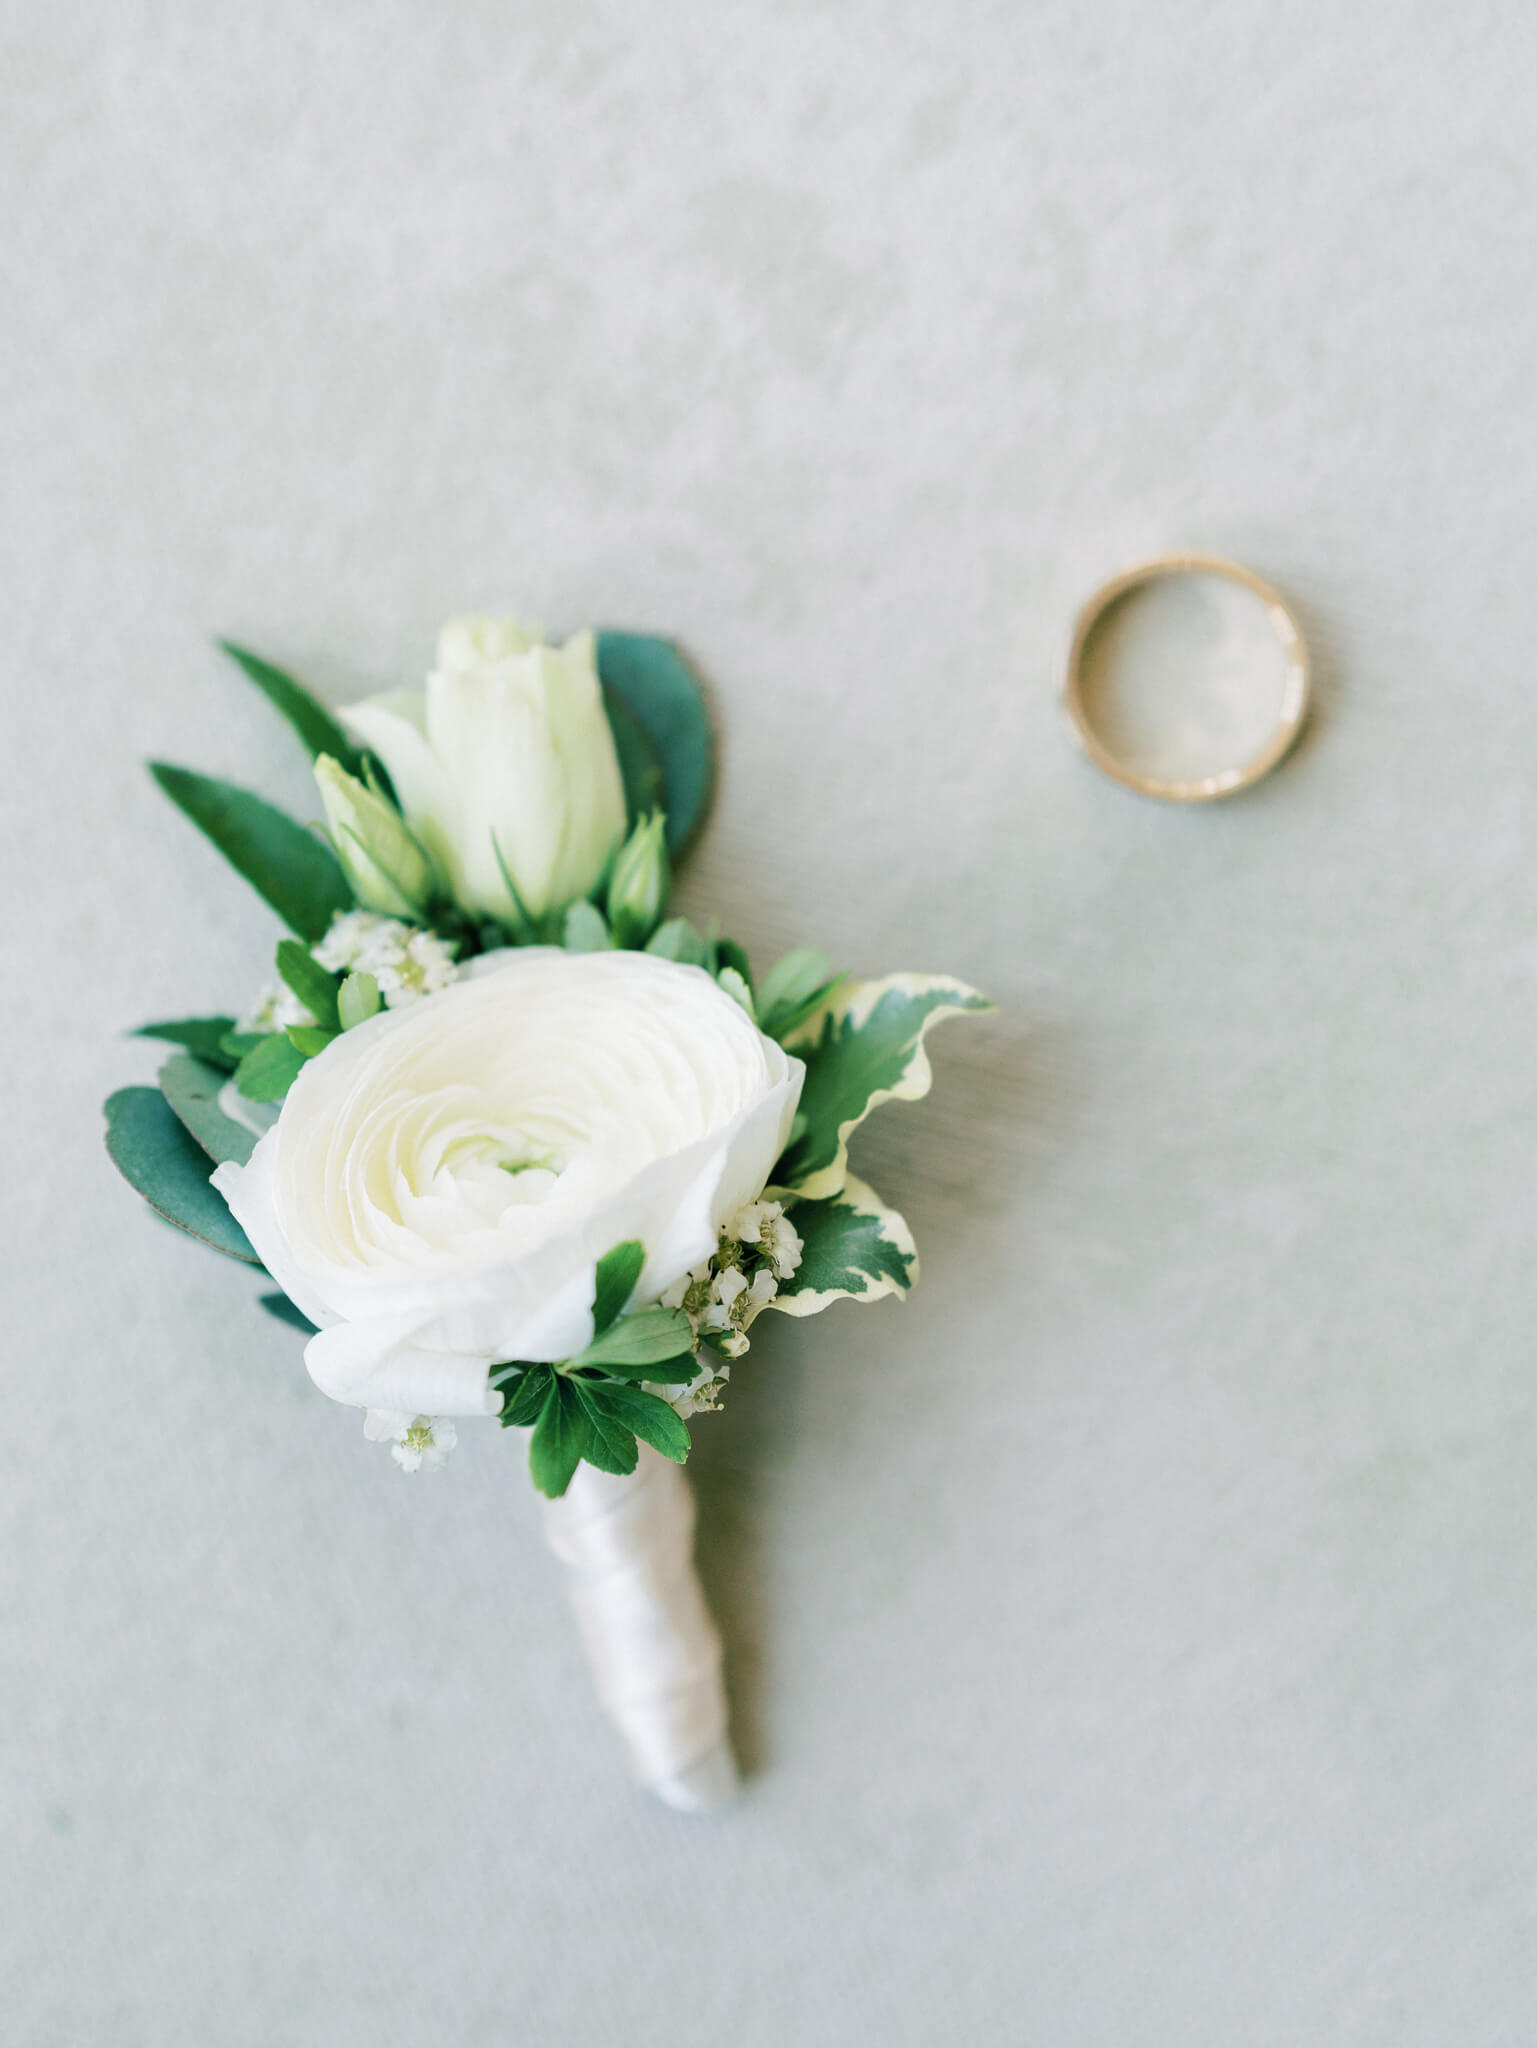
[314,755,436,919]
[606,811,669,947]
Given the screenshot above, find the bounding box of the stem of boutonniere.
[541,1443,737,1812]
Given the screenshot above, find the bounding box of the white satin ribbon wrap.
[542,1444,737,1812]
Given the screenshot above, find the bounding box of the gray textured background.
[8,3,1537,2042]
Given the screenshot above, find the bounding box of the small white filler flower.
[237,912,458,1036]
[311,911,458,1007]
[364,1409,459,1473]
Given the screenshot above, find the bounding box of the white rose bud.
[337,618,627,923]
[313,755,436,919]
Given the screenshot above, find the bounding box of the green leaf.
[584,1382,691,1465]
[337,971,380,1031]
[592,1240,645,1333]
[567,1380,640,1475]
[495,1364,554,1428]
[233,1032,308,1102]
[645,917,709,967]
[771,1174,918,1318]
[158,1053,257,1166]
[757,947,830,1019]
[149,763,354,941]
[756,949,848,1043]
[259,1291,318,1334]
[764,976,846,1045]
[274,937,341,1028]
[529,1376,589,1496]
[285,1025,337,1058]
[217,640,366,774]
[601,684,668,827]
[563,899,613,952]
[716,965,755,1018]
[575,1305,694,1370]
[131,1017,239,1073]
[578,1356,701,1384]
[104,1086,260,1265]
[714,936,753,996]
[595,632,714,857]
[220,1031,269,1060]
[775,973,992,1199]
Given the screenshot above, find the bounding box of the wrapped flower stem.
[541,1443,736,1812]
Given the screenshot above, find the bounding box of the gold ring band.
[1063,553,1311,803]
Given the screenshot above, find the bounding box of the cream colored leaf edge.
[767,1173,919,1319]
[780,972,991,1202]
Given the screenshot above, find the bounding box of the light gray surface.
[7,3,1537,2042]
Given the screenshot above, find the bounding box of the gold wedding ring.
[1063,553,1310,803]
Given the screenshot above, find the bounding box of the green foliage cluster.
[493,1242,696,1497]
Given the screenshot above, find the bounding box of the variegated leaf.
[774,972,991,1199]
[769,1174,918,1318]
[158,1053,257,1167]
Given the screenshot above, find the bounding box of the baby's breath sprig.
[657,1199,805,1416]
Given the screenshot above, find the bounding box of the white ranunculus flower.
[212,950,803,1420]
[338,617,627,922]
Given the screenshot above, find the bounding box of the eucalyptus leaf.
[217,640,366,774]
[592,1240,644,1334]
[104,1086,260,1265]
[158,1053,256,1166]
[149,763,354,941]
[601,684,668,827]
[595,632,714,857]
[234,1032,308,1102]
[259,1291,318,1334]
[132,1017,239,1073]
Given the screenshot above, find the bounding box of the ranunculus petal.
[306,1316,504,1418]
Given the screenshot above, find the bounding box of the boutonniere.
[106,618,987,1808]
